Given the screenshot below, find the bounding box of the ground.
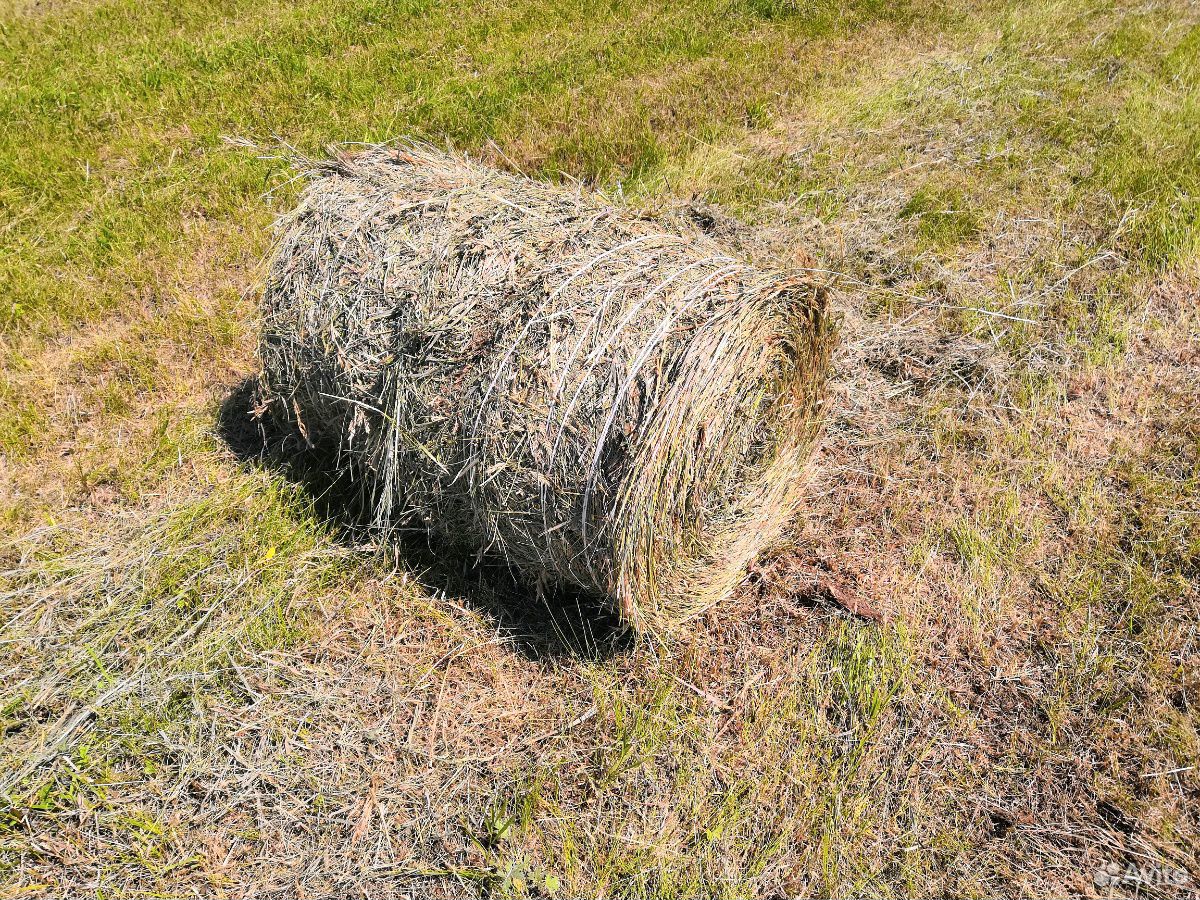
[1,0,1198,896]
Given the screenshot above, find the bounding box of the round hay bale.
[259,144,833,631]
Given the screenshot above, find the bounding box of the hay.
[258,144,833,631]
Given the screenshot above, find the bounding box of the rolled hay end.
[259,144,834,632]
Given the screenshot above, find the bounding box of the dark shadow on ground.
[217,376,632,663]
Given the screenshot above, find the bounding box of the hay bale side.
[259,144,833,631]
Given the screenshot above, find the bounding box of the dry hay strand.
[259,143,833,632]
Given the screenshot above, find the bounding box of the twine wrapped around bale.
[259,144,833,631]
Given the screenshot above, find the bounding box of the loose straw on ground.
[259,144,833,631]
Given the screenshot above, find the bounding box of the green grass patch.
[900,183,982,247]
[0,0,928,333]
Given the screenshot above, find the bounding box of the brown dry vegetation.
[1,0,1198,896]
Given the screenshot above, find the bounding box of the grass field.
[1,0,1198,896]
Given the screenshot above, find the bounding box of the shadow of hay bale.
[217,376,632,662]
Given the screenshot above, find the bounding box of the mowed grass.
[0,0,929,332]
[1,0,1198,897]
